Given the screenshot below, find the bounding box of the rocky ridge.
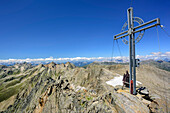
[0,62,169,112]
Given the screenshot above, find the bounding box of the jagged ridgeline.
[0,62,169,113]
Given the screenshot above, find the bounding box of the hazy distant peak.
[49,62,56,66]
[65,62,76,69]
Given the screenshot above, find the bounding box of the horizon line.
[0,52,169,64]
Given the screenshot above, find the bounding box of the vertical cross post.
[132,18,136,95]
[128,7,136,95]
[127,7,133,94]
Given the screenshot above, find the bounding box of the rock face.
[0,62,169,113]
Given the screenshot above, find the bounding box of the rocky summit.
[0,62,169,113]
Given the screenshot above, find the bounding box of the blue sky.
[0,0,170,59]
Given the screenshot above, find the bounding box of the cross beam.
[114,7,160,95]
[114,18,160,40]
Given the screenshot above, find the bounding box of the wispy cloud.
[136,52,170,60]
[0,52,169,64]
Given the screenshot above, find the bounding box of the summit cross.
[114,7,160,94]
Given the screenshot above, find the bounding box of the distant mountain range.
[0,58,169,67]
[0,52,169,66]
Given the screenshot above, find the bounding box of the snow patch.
[106,75,142,87]
[106,76,123,87]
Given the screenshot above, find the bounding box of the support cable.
[156,26,168,113]
[160,25,170,37]
[116,40,126,69]
[116,40,122,57]
[111,40,115,62]
[130,0,133,7]
[156,26,161,52]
